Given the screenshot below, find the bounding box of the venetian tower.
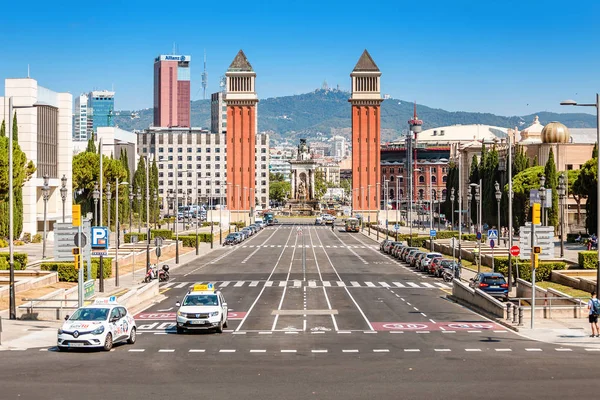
[350,50,383,221]
[225,50,258,221]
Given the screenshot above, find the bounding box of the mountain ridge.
[113,89,596,144]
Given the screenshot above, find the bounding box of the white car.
[57,297,136,351]
[420,252,443,269]
[175,284,228,334]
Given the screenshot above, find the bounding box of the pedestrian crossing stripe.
[160,281,452,290]
[239,245,378,249]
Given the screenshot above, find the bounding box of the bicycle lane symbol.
[444,322,495,330]
[372,322,430,331]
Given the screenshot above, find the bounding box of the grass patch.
[536,281,591,299]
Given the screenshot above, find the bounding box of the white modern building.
[73,93,89,141]
[269,146,295,181]
[0,78,73,236]
[331,135,347,160]
[137,128,270,210]
[405,124,509,145]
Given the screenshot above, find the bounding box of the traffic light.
[72,248,80,270]
[72,248,80,255]
[532,253,539,270]
[533,246,541,254]
[532,203,541,225]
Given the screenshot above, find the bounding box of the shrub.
[31,233,42,243]
[14,240,25,246]
[0,252,28,270]
[0,238,8,248]
[230,221,246,229]
[180,234,214,247]
[578,251,598,269]
[124,229,173,243]
[201,222,219,227]
[22,232,31,243]
[41,257,112,282]
[494,256,566,282]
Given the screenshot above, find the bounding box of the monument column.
[310,170,315,200]
[349,50,383,221]
[291,170,296,199]
[225,50,258,222]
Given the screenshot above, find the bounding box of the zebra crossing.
[161,280,452,290]
[238,244,379,249]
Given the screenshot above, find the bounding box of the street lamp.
[60,175,68,223]
[153,188,158,229]
[450,188,455,231]
[128,191,134,233]
[467,190,472,234]
[470,182,482,273]
[166,192,172,231]
[561,94,600,294]
[495,181,502,243]
[41,174,50,259]
[539,175,546,226]
[558,173,567,258]
[93,183,100,226]
[114,180,128,287]
[105,182,112,230]
[136,189,142,233]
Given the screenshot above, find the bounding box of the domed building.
[519,116,544,144]
[541,121,570,144]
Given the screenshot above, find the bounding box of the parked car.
[380,239,392,252]
[402,248,419,262]
[420,252,443,271]
[315,217,324,225]
[428,257,444,275]
[470,272,509,299]
[410,252,425,268]
[224,233,241,245]
[437,259,459,277]
[391,243,405,258]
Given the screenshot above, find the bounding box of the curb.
[446,294,520,332]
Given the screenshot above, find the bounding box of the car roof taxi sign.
[192,283,214,292]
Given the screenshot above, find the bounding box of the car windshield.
[69,307,110,321]
[483,276,506,285]
[183,294,219,306]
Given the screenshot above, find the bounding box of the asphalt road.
[0,221,597,400]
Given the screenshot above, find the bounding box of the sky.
[0,0,599,116]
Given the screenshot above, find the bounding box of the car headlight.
[210,311,219,317]
[91,325,105,335]
[177,311,183,317]
[57,328,63,335]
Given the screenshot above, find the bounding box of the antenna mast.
[202,49,208,100]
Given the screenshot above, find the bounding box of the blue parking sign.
[430,229,437,237]
[91,226,109,249]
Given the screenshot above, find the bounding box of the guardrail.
[20,298,80,320]
[506,296,588,320]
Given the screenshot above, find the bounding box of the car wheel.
[176,326,184,334]
[103,333,113,351]
[127,327,137,344]
[57,346,67,352]
[223,319,228,329]
[216,320,223,334]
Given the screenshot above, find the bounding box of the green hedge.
[124,229,174,243]
[0,252,28,270]
[40,257,112,282]
[230,221,246,229]
[578,251,598,269]
[493,256,566,282]
[179,234,214,247]
[201,222,219,227]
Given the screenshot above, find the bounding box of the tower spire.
[202,49,208,100]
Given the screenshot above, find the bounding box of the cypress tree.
[469,155,479,225]
[0,120,5,137]
[132,157,147,222]
[86,137,96,153]
[150,158,159,224]
[544,148,559,228]
[12,112,18,141]
[532,155,538,167]
[593,143,598,159]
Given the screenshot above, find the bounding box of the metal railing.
[20,298,80,320]
[505,296,588,322]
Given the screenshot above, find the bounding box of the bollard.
[518,306,524,326]
[506,303,512,320]
[513,303,518,324]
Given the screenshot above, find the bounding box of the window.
[142,147,147,153]
[187,164,192,170]
[390,168,394,174]
[159,164,163,169]
[216,156,220,161]
[390,176,395,182]
[178,164,182,169]
[168,172,173,178]
[566,164,573,170]
[206,156,211,161]
[187,148,192,153]
[196,164,202,169]
[431,167,437,174]
[187,156,192,161]
[159,147,164,153]
[382,168,387,174]
[206,148,211,153]
[206,180,211,186]
[431,176,437,183]
[215,164,220,169]
[168,148,173,153]
[442,175,447,183]
[419,175,425,183]
[187,181,192,186]
[196,156,201,161]
[168,164,173,170]
[215,148,220,153]
[197,148,202,153]
[168,156,173,161]
[206,164,211,169]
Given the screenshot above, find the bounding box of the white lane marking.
[373,349,389,353]
[189,349,206,353]
[308,281,317,288]
[420,312,427,317]
[235,225,295,332]
[337,331,351,334]
[413,307,419,311]
[158,349,175,353]
[585,348,600,352]
[285,331,299,335]
[271,231,299,331]
[365,282,376,287]
[429,319,437,323]
[161,282,176,288]
[390,331,404,334]
[174,282,188,289]
[343,349,359,353]
[404,349,420,352]
[278,281,287,287]
[311,350,328,353]
[264,281,273,287]
[434,349,452,352]
[281,350,297,353]
[351,281,361,287]
[232,332,246,335]
[406,302,412,306]
[323,281,331,287]
[393,282,406,288]
[493,330,508,333]
[39,349,49,352]
[234,281,244,287]
[465,349,482,352]
[495,348,512,352]
[336,281,346,287]
[154,332,168,335]
[379,282,390,288]
[219,349,236,353]
[468,330,482,333]
[311,331,325,334]
[421,282,435,288]
[308,227,339,332]
[441,331,456,334]
[129,349,145,352]
[219,281,231,288]
[407,282,420,288]
[294,280,302,287]
[555,348,573,352]
[525,348,543,352]
[258,331,272,335]
[416,331,430,334]
[250,281,259,287]
[250,349,267,353]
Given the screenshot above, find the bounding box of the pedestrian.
[588,291,600,337]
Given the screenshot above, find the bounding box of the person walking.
[588,291,600,337]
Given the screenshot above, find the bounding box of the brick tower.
[350,50,383,221]
[225,50,258,222]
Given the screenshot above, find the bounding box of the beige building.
[317,163,341,186]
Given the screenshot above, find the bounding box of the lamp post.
[41,174,50,259]
[136,189,142,233]
[153,188,158,229]
[495,181,502,243]
[471,182,481,273]
[60,175,68,223]
[560,94,600,294]
[128,192,134,233]
[539,175,546,227]
[467,190,472,234]
[115,180,128,287]
[196,179,200,255]
[558,173,567,258]
[93,183,100,226]
[105,182,112,230]
[450,188,455,232]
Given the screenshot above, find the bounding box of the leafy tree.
[593,143,598,159]
[482,145,499,226]
[568,169,584,225]
[574,157,597,234]
[532,155,538,167]
[150,158,159,224]
[269,172,285,182]
[441,162,459,224]
[468,154,479,225]
[132,157,147,222]
[544,148,558,228]
[512,145,529,177]
[340,178,352,203]
[12,112,17,141]
[0,120,5,137]
[269,180,291,203]
[85,137,96,153]
[508,166,545,228]
[314,170,328,200]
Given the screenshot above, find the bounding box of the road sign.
[72,205,81,227]
[476,232,482,240]
[53,223,80,262]
[487,229,498,240]
[74,232,87,248]
[510,245,520,257]
[155,247,162,258]
[490,239,495,249]
[91,226,109,249]
[430,229,437,237]
[519,224,555,260]
[532,203,541,225]
[394,224,400,232]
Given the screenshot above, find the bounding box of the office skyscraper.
[153,54,191,128]
[73,90,114,140]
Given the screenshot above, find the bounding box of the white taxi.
[175,284,228,334]
[57,297,137,351]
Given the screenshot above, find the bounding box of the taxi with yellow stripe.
[175,284,228,334]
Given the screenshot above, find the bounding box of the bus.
[345,217,360,232]
[263,212,275,225]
